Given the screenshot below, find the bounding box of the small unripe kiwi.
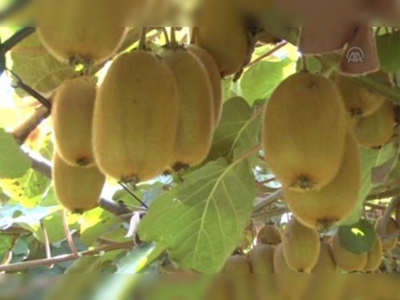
[53,152,105,213]
[52,76,96,167]
[263,72,347,192]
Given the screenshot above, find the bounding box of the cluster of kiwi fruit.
[39,20,229,212]
[207,219,398,300]
[332,74,397,149]
[262,71,362,230]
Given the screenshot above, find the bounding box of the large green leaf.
[207,97,261,162]
[10,33,75,97]
[138,158,255,273]
[376,31,400,73]
[342,143,397,225]
[0,128,31,179]
[0,168,51,208]
[240,58,292,105]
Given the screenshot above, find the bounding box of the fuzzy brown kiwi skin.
[283,130,361,230]
[93,50,179,183]
[332,74,385,118]
[375,216,399,251]
[263,72,347,192]
[52,76,96,168]
[331,233,367,272]
[53,152,105,213]
[282,218,320,273]
[187,44,223,127]
[161,47,214,170]
[256,224,282,245]
[354,100,395,148]
[364,237,383,273]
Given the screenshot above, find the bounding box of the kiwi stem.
[119,181,148,209]
[62,208,81,258]
[40,221,53,268]
[139,27,148,50]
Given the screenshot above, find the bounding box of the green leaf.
[0,128,31,179]
[338,219,376,254]
[80,207,122,247]
[0,235,12,262]
[342,144,396,225]
[0,168,51,208]
[376,31,400,73]
[138,158,256,273]
[208,97,260,162]
[10,33,76,97]
[91,243,160,300]
[240,58,292,105]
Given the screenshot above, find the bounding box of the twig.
[62,208,80,259]
[253,189,282,213]
[0,241,134,273]
[12,105,50,145]
[40,221,53,268]
[378,196,400,241]
[0,27,35,55]
[246,42,287,68]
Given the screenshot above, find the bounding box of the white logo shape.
[346,47,365,63]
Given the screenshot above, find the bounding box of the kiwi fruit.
[248,245,278,300]
[205,275,231,300]
[301,275,345,300]
[256,224,282,245]
[332,74,385,118]
[282,218,320,273]
[161,47,214,170]
[364,236,383,273]
[93,50,179,183]
[248,244,275,274]
[34,0,140,65]
[187,44,223,127]
[53,151,105,213]
[222,255,253,300]
[331,232,368,272]
[273,244,310,300]
[354,100,395,148]
[52,76,96,167]
[311,241,338,274]
[283,130,361,229]
[375,216,399,251]
[37,27,127,65]
[262,72,347,192]
[193,0,248,76]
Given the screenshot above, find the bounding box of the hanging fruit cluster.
[203,219,399,300]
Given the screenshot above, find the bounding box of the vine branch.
[0,241,134,273]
